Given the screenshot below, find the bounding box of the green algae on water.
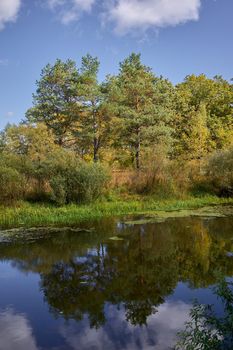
[0,226,94,243]
[124,205,233,225]
[109,236,124,241]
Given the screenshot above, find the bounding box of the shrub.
[205,146,233,196]
[50,175,67,206]
[176,279,233,350]
[69,162,110,203]
[0,166,25,203]
[125,152,191,198]
[50,162,110,205]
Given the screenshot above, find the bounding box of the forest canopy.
[0,53,233,204]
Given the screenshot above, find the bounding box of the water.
[0,215,233,350]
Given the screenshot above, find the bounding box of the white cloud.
[0,0,202,34]
[0,0,21,30]
[106,0,202,34]
[47,0,96,24]
[73,0,96,12]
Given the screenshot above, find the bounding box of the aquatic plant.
[0,196,232,229]
[176,279,233,350]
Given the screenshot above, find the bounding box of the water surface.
[0,214,233,349]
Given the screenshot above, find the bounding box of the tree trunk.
[92,106,99,162]
[135,130,140,169]
[57,136,63,147]
[93,136,99,162]
[135,143,140,169]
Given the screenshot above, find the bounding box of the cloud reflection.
[60,300,191,350]
[0,309,38,350]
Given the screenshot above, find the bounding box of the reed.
[0,195,232,229]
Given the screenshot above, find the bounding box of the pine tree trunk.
[135,129,140,169]
[135,140,140,169]
[57,136,63,146]
[93,137,99,162]
[93,107,99,162]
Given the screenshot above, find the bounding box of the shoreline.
[0,195,233,229]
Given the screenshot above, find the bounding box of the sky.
[0,0,232,129]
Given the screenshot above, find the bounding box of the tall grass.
[0,195,232,229]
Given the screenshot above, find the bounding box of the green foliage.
[0,123,110,204]
[50,162,110,205]
[0,53,232,206]
[50,175,67,206]
[176,303,222,349]
[67,162,109,203]
[175,74,233,158]
[206,146,233,196]
[75,54,111,161]
[0,196,232,228]
[0,166,25,203]
[0,123,68,200]
[176,279,233,350]
[26,55,111,161]
[109,53,174,168]
[180,103,210,159]
[26,59,80,146]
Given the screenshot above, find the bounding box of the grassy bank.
[0,195,233,229]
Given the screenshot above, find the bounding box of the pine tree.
[111,53,173,169]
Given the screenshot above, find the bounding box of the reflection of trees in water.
[1,217,233,328]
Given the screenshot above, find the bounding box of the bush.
[205,147,233,196]
[69,162,110,203]
[125,152,191,198]
[0,166,25,203]
[50,162,110,205]
[176,279,233,350]
[50,175,67,206]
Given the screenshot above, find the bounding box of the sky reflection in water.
[0,215,233,349]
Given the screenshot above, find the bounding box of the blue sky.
[0,0,232,129]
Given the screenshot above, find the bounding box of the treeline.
[0,53,232,204]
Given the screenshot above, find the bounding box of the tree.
[75,54,111,161]
[175,74,233,157]
[110,53,174,169]
[3,123,59,160]
[2,123,62,192]
[181,103,210,160]
[26,59,80,146]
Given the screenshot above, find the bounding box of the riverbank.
[0,195,233,229]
